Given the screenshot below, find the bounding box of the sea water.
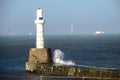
[0,34,120,79]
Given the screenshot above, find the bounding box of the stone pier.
[36,64,120,79]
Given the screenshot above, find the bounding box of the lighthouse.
[26,8,53,72]
[35,8,45,48]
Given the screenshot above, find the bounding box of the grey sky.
[0,0,120,35]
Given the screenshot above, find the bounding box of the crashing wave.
[53,49,75,65]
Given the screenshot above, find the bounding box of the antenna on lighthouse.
[70,24,74,35]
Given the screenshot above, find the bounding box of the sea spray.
[53,49,75,65]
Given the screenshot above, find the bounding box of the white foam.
[53,49,75,65]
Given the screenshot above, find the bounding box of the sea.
[0,34,120,80]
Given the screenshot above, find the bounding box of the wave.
[53,49,118,71]
[53,49,75,65]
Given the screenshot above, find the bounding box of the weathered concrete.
[36,63,120,79]
[26,48,53,72]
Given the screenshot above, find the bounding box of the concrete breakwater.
[26,63,120,79]
[25,48,120,79]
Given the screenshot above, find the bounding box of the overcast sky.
[0,0,120,35]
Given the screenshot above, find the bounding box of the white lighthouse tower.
[26,8,52,72]
[35,8,45,48]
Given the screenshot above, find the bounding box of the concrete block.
[28,48,53,64]
[25,62,36,72]
[26,48,53,72]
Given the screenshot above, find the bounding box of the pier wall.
[36,63,120,79]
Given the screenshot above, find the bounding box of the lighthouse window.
[39,17,43,20]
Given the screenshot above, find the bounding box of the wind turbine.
[70,24,74,35]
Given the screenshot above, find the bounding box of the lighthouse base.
[25,48,53,72]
